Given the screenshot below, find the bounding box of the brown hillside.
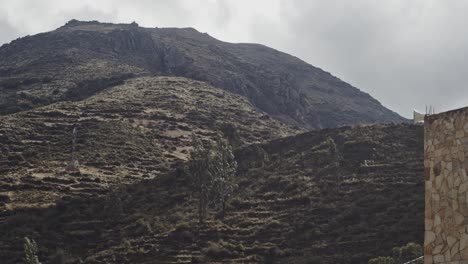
[0,76,300,210]
[0,124,423,263]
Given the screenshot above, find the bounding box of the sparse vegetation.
[187,131,238,223]
[0,123,423,264]
[211,132,237,218]
[23,237,41,264]
[368,242,423,264]
[187,132,215,224]
[202,241,235,259]
[65,126,80,173]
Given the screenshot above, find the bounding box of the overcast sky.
[1,0,467,118]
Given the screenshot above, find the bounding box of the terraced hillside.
[0,20,405,128]
[0,76,300,211]
[0,124,424,263]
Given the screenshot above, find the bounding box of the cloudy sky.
[1,0,467,118]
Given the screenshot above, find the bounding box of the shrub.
[135,218,153,234]
[268,220,282,228]
[175,221,190,231]
[24,237,41,264]
[202,241,233,259]
[368,242,423,264]
[219,240,244,254]
[368,256,395,264]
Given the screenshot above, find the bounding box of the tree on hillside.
[391,242,423,263]
[368,256,395,264]
[187,131,238,223]
[368,242,423,264]
[24,237,41,264]
[219,122,242,150]
[326,136,341,164]
[211,132,237,218]
[187,132,215,224]
[65,126,80,173]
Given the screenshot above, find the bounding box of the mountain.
[0,123,423,263]
[0,76,301,210]
[0,19,405,129]
[0,19,420,264]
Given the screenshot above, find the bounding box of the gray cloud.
[0,18,18,45]
[273,0,468,117]
[0,0,467,117]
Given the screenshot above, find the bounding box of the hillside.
[0,76,300,210]
[0,123,424,263]
[0,19,405,129]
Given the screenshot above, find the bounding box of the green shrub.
[368,256,395,264]
[368,242,423,264]
[218,240,244,254]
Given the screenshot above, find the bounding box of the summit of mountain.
[0,19,406,129]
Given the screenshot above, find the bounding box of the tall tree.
[211,132,237,218]
[187,132,214,224]
[24,237,41,264]
[65,126,80,173]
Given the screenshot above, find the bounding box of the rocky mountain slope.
[0,76,300,210]
[0,123,424,263]
[0,19,420,264]
[0,19,405,129]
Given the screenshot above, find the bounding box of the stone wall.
[424,107,468,264]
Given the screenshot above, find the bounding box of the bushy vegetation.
[368,242,423,264]
[187,131,237,224]
[211,132,237,218]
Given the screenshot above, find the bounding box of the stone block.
[460,233,468,251]
[452,241,460,257]
[434,244,444,254]
[435,214,442,227]
[457,131,465,139]
[462,246,468,259]
[446,249,452,262]
[424,255,433,264]
[449,236,458,247]
[427,219,434,230]
[455,212,465,225]
[434,254,445,263]
[460,182,468,193]
[426,231,436,245]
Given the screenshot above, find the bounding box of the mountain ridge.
[0,19,423,264]
[0,19,406,129]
